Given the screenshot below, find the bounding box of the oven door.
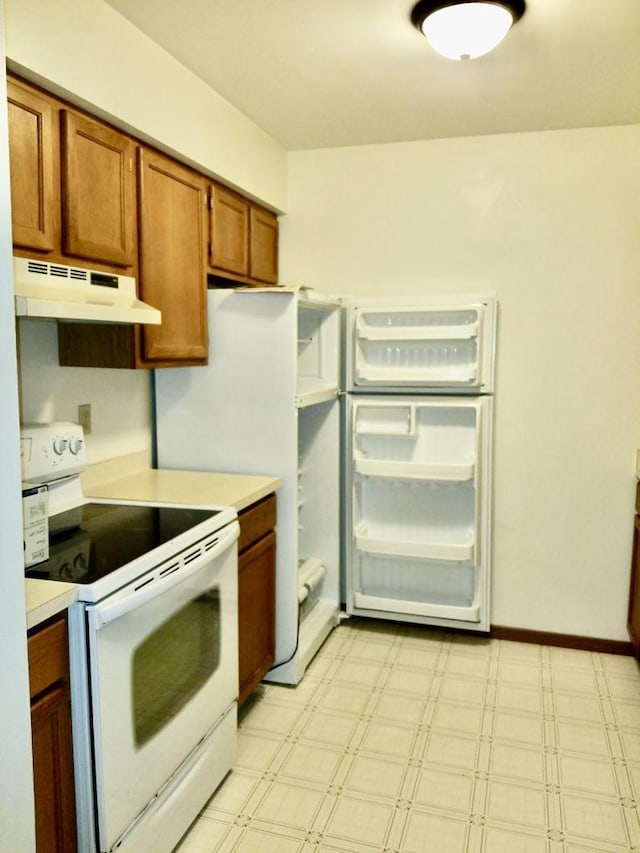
[86,519,239,852]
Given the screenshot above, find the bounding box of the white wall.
[0,3,36,850]
[18,320,152,464]
[4,0,287,211]
[281,125,640,642]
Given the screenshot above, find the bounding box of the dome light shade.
[411,0,526,61]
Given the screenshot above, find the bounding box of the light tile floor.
[175,617,640,852]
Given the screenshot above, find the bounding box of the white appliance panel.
[155,290,299,666]
[155,288,341,685]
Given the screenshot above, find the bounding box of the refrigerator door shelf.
[356,364,477,387]
[354,398,480,429]
[355,530,475,563]
[355,404,413,436]
[353,399,481,476]
[354,458,475,482]
[356,321,478,342]
[355,305,482,334]
[352,550,480,623]
[352,592,480,624]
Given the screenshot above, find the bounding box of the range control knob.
[57,562,72,580]
[69,438,84,455]
[53,438,69,455]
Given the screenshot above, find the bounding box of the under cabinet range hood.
[13,257,162,325]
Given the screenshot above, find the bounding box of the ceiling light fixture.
[411,0,526,61]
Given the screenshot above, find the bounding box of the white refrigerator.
[154,287,342,685]
[343,294,497,632]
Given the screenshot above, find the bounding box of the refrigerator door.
[155,288,341,686]
[345,295,496,394]
[345,395,493,631]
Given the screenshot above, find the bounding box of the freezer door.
[344,395,493,631]
[346,296,497,393]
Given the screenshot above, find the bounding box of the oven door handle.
[91,520,239,629]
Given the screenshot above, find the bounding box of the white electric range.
[21,422,240,853]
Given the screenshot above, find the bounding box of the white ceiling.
[104,0,640,151]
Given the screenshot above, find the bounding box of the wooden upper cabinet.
[138,147,208,364]
[249,205,278,284]
[61,110,136,267]
[209,184,250,276]
[7,78,58,252]
[208,185,279,286]
[7,76,136,272]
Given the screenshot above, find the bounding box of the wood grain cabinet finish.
[249,205,278,285]
[28,614,77,853]
[58,146,209,369]
[137,147,208,364]
[209,184,250,276]
[238,494,277,705]
[8,75,277,367]
[628,484,640,659]
[60,110,136,267]
[8,76,136,272]
[7,78,58,253]
[208,184,279,286]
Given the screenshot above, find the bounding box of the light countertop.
[83,468,282,512]
[26,579,77,631]
[26,466,282,630]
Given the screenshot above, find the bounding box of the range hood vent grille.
[27,260,93,281]
[14,257,162,325]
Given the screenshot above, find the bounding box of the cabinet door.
[209,184,249,276]
[28,616,77,853]
[628,515,640,659]
[31,683,77,853]
[138,147,208,363]
[249,206,278,284]
[61,110,136,267]
[238,531,276,705]
[7,79,57,252]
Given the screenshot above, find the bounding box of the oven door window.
[132,588,220,747]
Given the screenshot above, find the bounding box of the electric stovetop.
[26,501,223,586]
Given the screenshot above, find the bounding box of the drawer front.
[28,615,69,699]
[238,494,277,553]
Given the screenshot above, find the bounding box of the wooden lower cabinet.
[238,495,277,705]
[628,482,640,659]
[28,614,77,853]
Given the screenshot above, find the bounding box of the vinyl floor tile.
[174,619,640,853]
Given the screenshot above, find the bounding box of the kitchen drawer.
[238,494,277,553]
[28,615,69,700]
